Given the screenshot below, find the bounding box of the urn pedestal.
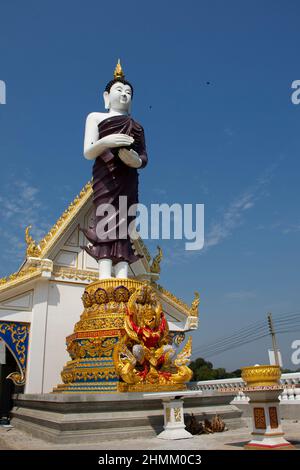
[241,365,295,450]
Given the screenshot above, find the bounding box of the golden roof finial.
[25,225,41,258]
[150,246,163,274]
[190,291,200,317]
[114,58,125,80]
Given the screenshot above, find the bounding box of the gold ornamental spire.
[113,59,125,80]
[150,246,163,274]
[25,225,41,258]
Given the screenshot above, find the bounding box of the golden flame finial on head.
[114,58,125,80]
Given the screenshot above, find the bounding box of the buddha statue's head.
[103,59,133,113]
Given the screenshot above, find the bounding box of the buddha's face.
[104,82,132,112]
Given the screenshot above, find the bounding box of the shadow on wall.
[48,284,61,307]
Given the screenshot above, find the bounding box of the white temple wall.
[0,288,34,323]
[25,281,49,393]
[42,281,85,393]
[0,309,31,323]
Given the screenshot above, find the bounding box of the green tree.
[189,357,241,381]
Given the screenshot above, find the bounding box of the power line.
[196,310,300,350]
[192,325,268,353]
[191,309,300,360]
[193,326,300,360]
[276,327,300,334]
[193,319,267,352]
[195,333,270,359]
[273,317,300,325]
[192,328,269,356]
[192,332,267,356]
[273,310,300,318]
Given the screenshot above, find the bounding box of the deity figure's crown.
[135,285,156,305]
[113,59,125,80]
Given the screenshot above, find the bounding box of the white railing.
[188,372,300,402]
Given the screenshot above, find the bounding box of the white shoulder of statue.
[85,112,108,125]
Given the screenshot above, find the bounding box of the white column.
[280,387,288,401]
[144,391,202,439]
[25,280,49,394]
[114,261,128,279]
[157,398,193,440]
[287,387,295,400]
[245,388,294,450]
[98,259,112,279]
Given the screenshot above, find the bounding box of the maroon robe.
[82,114,148,265]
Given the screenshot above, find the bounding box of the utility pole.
[267,312,280,366]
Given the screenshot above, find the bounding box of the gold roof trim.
[190,291,200,317]
[53,267,98,283]
[150,246,163,274]
[151,282,200,317]
[0,266,41,294]
[135,237,151,263]
[38,181,93,257]
[25,225,42,258]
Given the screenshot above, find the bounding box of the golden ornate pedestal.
[54,279,193,394]
[241,365,295,450]
[54,278,146,393]
[241,365,281,388]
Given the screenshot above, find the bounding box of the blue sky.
[0,0,300,371]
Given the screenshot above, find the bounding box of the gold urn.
[241,365,281,388]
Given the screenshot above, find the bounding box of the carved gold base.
[117,382,187,393]
[53,383,118,393]
[55,278,193,394]
[241,365,281,388]
[54,278,149,393]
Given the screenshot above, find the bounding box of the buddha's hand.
[100,133,134,149]
[118,148,142,168]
